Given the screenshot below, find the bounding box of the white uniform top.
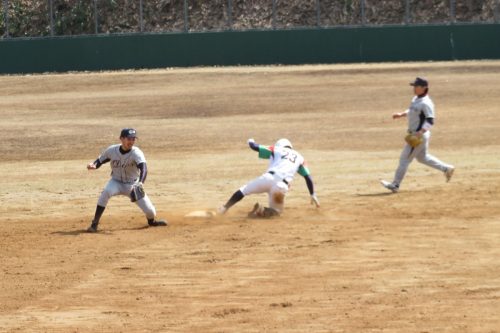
[260,146,308,183]
[98,144,146,184]
[407,94,435,133]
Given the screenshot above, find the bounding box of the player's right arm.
[87,147,111,170]
[247,138,273,159]
[248,138,259,151]
[87,158,110,170]
[393,109,409,119]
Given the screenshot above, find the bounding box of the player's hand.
[247,138,255,144]
[130,182,145,202]
[310,194,320,208]
[87,163,97,170]
[392,112,403,119]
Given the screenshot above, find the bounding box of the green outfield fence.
[0,23,499,74]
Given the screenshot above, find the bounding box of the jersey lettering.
[99,144,146,183]
[281,151,298,163]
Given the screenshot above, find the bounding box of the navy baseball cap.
[120,128,137,138]
[410,77,429,87]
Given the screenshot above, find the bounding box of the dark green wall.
[0,24,499,74]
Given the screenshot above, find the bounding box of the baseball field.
[1,61,499,332]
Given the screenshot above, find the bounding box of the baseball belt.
[268,171,289,185]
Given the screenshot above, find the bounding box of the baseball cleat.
[247,202,262,217]
[217,205,227,215]
[380,180,399,193]
[87,221,99,233]
[148,219,168,227]
[445,167,455,182]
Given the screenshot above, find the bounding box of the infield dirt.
[1,61,499,332]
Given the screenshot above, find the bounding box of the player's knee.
[398,156,410,164]
[97,191,111,207]
[416,155,428,163]
[271,191,285,205]
[262,207,280,218]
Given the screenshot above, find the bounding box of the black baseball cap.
[120,128,137,138]
[410,77,429,87]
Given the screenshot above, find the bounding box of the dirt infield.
[1,61,499,332]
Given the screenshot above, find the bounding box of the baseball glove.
[405,134,423,148]
[130,182,146,202]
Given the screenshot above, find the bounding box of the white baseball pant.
[240,173,289,213]
[97,179,156,219]
[393,131,452,186]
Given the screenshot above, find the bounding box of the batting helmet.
[275,138,293,149]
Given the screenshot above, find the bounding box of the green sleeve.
[258,146,273,159]
[298,164,311,177]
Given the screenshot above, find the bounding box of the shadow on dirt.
[355,192,395,197]
[119,226,150,231]
[51,230,96,236]
[51,225,151,235]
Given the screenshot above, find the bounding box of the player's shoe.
[445,166,455,182]
[380,180,399,193]
[87,220,99,233]
[217,205,227,215]
[148,219,168,227]
[247,202,262,218]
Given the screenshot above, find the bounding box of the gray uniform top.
[98,144,146,184]
[407,95,435,133]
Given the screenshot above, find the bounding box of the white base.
[184,210,217,218]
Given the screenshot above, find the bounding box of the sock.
[224,190,245,210]
[93,205,105,224]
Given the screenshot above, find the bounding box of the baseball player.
[381,77,455,193]
[218,138,320,218]
[86,128,167,232]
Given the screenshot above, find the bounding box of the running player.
[381,77,455,193]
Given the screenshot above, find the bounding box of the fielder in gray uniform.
[86,128,167,232]
[381,77,455,193]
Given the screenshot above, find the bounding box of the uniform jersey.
[258,145,310,183]
[98,144,146,184]
[407,94,435,133]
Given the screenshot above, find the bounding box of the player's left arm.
[137,163,147,183]
[130,151,148,202]
[416,105,435,137]
[298,163,320,208]
[134,149,147,184]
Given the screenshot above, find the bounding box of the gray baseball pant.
[97,179,156,219]
[393,131,452,186]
